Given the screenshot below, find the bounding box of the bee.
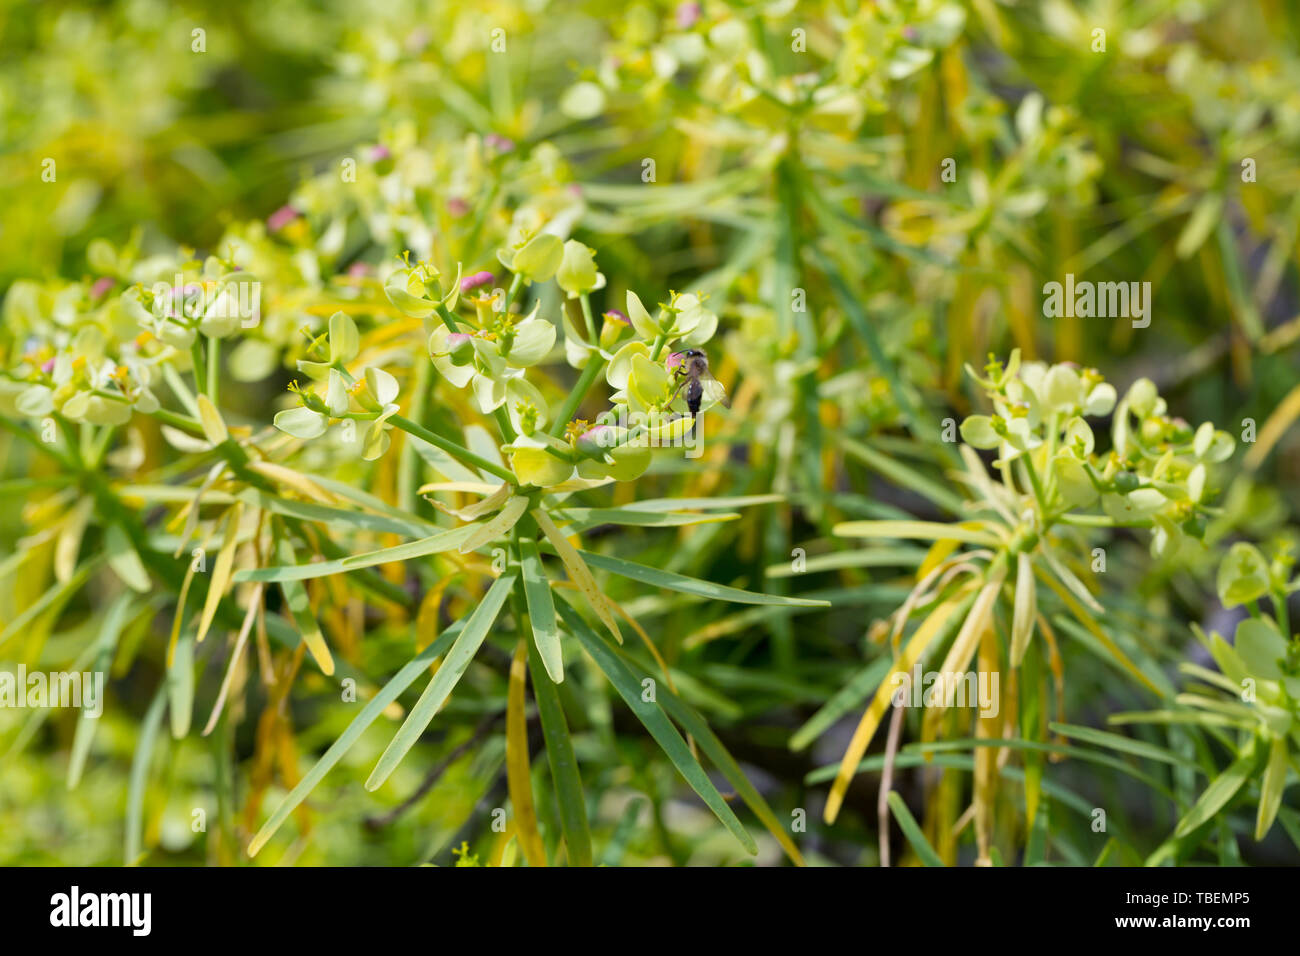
[669,348,727,436]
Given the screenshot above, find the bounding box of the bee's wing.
[700,376,729,409]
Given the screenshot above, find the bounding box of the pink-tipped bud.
[447,197,470,217]
[369,144,392,162]
[268,205,300,231]
[666,351,686,370]
[446,332,475,366]
[484,133,515,153]
[576,425,615,457]
[461,271,494,293]
[599,310,632,351]
[90,276,114,299]
[40,357,56,374]
[676,1,701,29]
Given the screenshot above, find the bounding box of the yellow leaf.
[458,496,529,554]
[197,394,229,445]
[1244,382,1300,470]
[168,561,199,668]
[824,583,976,824]
[246,461,337,504]
[918,537,961,583]
[936,567,1007,677]
[1034,566,1162,696]
[1010,551,1036,666]
[534,509,622,644]
[196,502,244,645]
[834,520,1000,547]
[54,498,94,583]
[506,640,548,867]
[417,481,503,496]
[974,623,1000,866]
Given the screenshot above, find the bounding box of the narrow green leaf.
[125,685,168,864]
[577,550,829,607]
[168,631,194,738]
[236,489,436,537]
[366,573,516,790]
[526,624,592,866]
[68,594,135,788]
[1050,722,1201,770]
[236,526,475,583]
[556,508,740,532]
[274,538,334,676]
[105,523,151,592]
[887,791,944,867]
[654,670,806,865]
[622,494,783,511]
[247,617,469,857]
[790,656,895,752]
[519,538,563,683]
[0,558,101,655]
[840,437,964,515]
[1255,734,1288,840]
[559,602,757,855]
[1174,741,1260,838]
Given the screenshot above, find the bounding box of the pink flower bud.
[447,197,470,217]
[90,277,114,298]
[676,1,701,29]
[446,333,475,366]
[461,271,495,293]
[268,205,300,231]
[576,425,615,456]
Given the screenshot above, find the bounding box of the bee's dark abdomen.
[687,380,703,414]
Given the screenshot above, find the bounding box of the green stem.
[503,273,524,315]
[55,414,84,469]
[1021,453,1047,510]
[649,333,668,362]
[436,303,461,333]
[494,407,518,444]
[579,293,597,343]
[388,413,517,485]
[207,335,220,405]
[191,339,207,396]
[151,407,206,435]
[549,358,607,438]
[1056,512,1152,529]
[398,359,432,512]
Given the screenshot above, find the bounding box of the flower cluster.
[960,351,1234,556]
[270,234,722,488]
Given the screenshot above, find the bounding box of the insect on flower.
[668,348,727,436]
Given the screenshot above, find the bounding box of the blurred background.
[2,0,1299,865]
